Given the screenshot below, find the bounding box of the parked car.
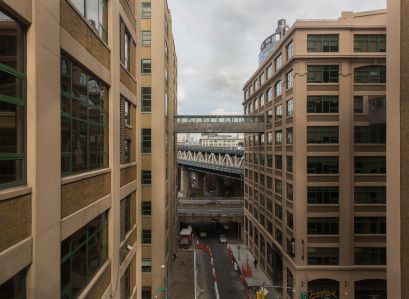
[219,234,227,243]
[200,230,208,237]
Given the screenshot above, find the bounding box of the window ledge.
[307,83,339,86]
[354,234,386,237]
[354,173,386,176]
[0,185,32,202]
[120,224,137,248]
[120,162,137,170]
[62,168,111,185]
[307,174,339,177]
[354,204,386,207]
[308,234,339,237]
[125,124,132,129]
[307,204,340,207]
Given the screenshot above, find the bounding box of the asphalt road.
[200,232,247,299]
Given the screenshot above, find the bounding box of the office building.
[243,10,386,299]
[137,0,178,298]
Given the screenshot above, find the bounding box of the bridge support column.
[197,173,205,196]
[180,167,191,197]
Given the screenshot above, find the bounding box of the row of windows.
[307,217,385,235]
[307,247,386,265]
[307,34,386,53]
[245,154,292,172]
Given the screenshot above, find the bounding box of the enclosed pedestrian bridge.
[174,115,264,133]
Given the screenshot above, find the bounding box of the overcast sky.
[167,0,386,115]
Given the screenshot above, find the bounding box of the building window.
[267,155,273,168]
[286,70,294,89]
[124,139,131,163]
[354,217,386,234]
[354,34,386,52]
[142,287,152,299]
[142,230,151,244]
[0,10,25,189]
[308,280,339,298]
[307,65,339,83]
[274,105,282,121]
[308,187,339,204]
[266,87,273,102]
[286,42,294,59]
[354,65,386,83]
[275,130,282,145]
[259,72,265,86]
[307,34,339,52]
[141,171,151,185]
[307,126,339,144]
[267,64,273,79]
[354,187,386,205]
[307,217,339,235]
[61,213,108,299]
[142,201,152,215]
[354,96,364,113]
[354,125,386,144]
[286,156,293,172]
[275,228,283,244]
[275,54,282,71]
[142,258,152,272]
[141,87,151,112]
[355,279,387,299]
[141,31,151,46]
[286,99,293,117]
[0,268,26,299]
[141,129,151,153]
[124,100,131,125]
[308,247,339,265]
[275,180,282,195]
[286,184,293,201]
[287,212,293,229]
[122,27,131,71]
[274,203,283,220]
[259,94,265,108]
[354,247,386,265]
[354,156,386,174]
[274,80,282,97]
[275,155,282,170]
[61,55,109,175]
[141,59,151,74]
[285,128,293,145]
[120,195,131,241]
[307,96,338,113]
[307,157,339,174]
[120,266,131,299]
[71,0,108,42]
[267,132,273,145]
[141,2,151,18]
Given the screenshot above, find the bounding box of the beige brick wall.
[61,172,111,218]
[84,263,111,299]
[120,165,137,187]
[0,195,31,252]
[120,65,137,95]
[60,0,111,69]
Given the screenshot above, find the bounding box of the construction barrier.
[197,242,220,299]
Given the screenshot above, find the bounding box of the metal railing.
[177,159,244,175]
[178,145,244,156]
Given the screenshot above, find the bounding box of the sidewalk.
[170,250,195,299]
[228,244,280,299]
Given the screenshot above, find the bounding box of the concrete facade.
[387,0,409,298]
[0,0,172,297]
[243,11,387,299]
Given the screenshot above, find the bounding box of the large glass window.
[354,65,386,83]
[354,34,386,52]
[308,187,339,204]
[286,99,293,117]
[354,187,386,205]
[122,25,131,71]
[0,268,26,299]
[142,230,151,244]
[275,130,282,145]
[286,156,293,172]
[266,87,273,102]
[354,125,386,144]
[266,64,273,79]
[120,195,131,241]
[275,54,282,71]
[354,217,386,234]
[141,170,151,185]
[274,105,282,121]
[142,258,152,273]
[61,213,108,299]
[286,128,293,145]
[308,247,339,265]
[307,96,338,113]
[308,217,339,235]
[307,34,339,52]
[141,128,151,153]
[354,156,386,174]
[307,65,339,83]
[307,157,339,174]
[286,42,294,59]
[0,10,25,189]
[355,279,387,299]
[354,247,386,265]
[286,70,294,89]
[71,0,108,42]
[141,2,152,18]
[142,201,152,215]
[275,155,282,170]
[274,81,282,97]
[120,266,131,299]
[354,96,364,113]
[308,279,339,298]
[61,55,108,175]
[307,126,339,144]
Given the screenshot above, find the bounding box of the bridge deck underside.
[177,160,244,178]
[174,122,264,133]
